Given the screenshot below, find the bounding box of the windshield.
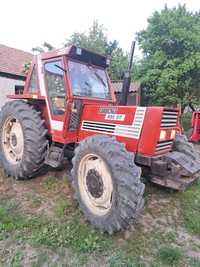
[68,60,111,99]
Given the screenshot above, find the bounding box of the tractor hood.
[78,104,180,157]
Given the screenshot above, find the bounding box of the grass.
[31,253,49,267]
[0,199,28,238]
[109,252,145,267]
[43,176,58,190]
[0,198,112,266]
[30,250,83,267]
[120,229,182,267]
[179,180,200,235]
[8,252,24,267]
[189,258,200,267]
[30,195,43,209]
[1,170,200,266]
[54,197,76,218]
[157,246,182,266]
[0,199,111,256]
[30,218,111,253]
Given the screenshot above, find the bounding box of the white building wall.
[0,76,25,109]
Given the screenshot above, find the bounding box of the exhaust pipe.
[119,41,136,105]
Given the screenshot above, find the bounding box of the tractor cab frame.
[8,46,116,144]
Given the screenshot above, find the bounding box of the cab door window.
[44,60,66,115]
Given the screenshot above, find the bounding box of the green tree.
[23,42,55,73]
[30,22,136,81]
[32,42,55,54]
[65,21,129,80]
[137,5,200,111]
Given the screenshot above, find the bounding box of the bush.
[181,112,192,131]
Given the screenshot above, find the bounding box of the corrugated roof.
[112,81,140,93]
[0,44,32,77]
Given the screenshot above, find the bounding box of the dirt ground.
[0,148,200,267]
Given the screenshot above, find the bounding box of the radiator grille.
[82,120,144,139]
[131,107,146,139]
[156,140,173,152]
[161,109,178,128]
[82,121,115,134]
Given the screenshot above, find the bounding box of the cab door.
[43,57,78,143]
[44,59,67,120]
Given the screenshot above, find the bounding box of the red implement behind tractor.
[187,111,200,142]
[0,43,199,234]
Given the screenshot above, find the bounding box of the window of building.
[15,85,24,95]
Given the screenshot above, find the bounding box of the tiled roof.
[0,44,32,77]
[112,81,140,93]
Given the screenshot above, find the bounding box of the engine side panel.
[78,105,140,152]
[138,107,163,156]
[79,105,179,157]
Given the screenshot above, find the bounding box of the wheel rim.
[78,153,113,216]
[1,116,24,164]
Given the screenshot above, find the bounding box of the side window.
[15,85,24,95]
[29,65,37,93]
[44,60,66,115]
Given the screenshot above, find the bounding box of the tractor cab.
[8,46,116,137]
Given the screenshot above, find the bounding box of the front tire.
[71,135,145,234]
[0,100,48,179]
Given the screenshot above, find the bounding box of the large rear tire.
[0,100,48,179]
[71,135,145,234]
[173,133,199,161]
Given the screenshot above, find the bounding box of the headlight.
[170,129,176,139]
[160,130,167,141]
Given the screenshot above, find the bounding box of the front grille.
[82,121,115,133]
[161,109,179,128]
[132,107,146,139]
[82,121,143,139]
[156,140,173,152]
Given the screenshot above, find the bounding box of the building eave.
[0,71,26,81]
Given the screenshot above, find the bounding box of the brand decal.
[99,107,117,114]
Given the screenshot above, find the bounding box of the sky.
[0,0,199,57]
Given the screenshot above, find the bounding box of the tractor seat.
[51,96,65,115]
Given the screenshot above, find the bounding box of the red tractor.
[0,43,199,234]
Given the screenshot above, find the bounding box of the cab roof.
[39,45,109,68]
